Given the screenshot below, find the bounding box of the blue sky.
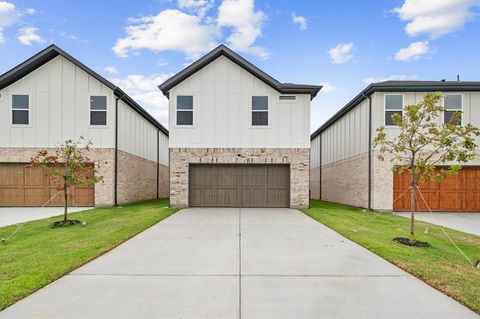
[1,0,479,131]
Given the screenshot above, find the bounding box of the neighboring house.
[0,45,169,207]
[160,45,321,208]
[310,81,480,212]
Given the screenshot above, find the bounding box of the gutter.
[362,93,373,211]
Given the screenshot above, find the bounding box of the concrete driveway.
[0,208,477,319]
[0,207,92,227]
[396,212,480,236]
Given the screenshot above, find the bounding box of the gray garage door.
[189,164,290,207]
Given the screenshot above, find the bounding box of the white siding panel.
[0,55,114,148]
[168,56,310,148]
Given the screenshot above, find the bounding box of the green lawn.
[0,199,178,310]
[302,200,480,314]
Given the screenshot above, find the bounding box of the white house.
[159,45,321,208]
[0,45,169,207]
[310,81,480,212]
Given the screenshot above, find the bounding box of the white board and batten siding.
[0,55,114,148]
[310,99,369,168]
[117,100,169,166]
[0,54,169,166]
[168,56,310,149]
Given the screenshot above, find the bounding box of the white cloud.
[291,12,307,30]
[0,1,18,43]
[217,0,269,59]
[394,41,430,61]
[17,27,44,45]
[104,66,118,75]
[110,73,174,126]
[394,0,480,38]
[112,9,219,59]
[328,42,354,64]
[25,8,35,15]
[319,82,337,93]
[177,0,214,18]
[363,74,418,85]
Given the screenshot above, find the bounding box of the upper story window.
[279,95,296,101]
[444,94,462,125]
[385,94,403,126]
[252,96,268,126]
[177,96,193,125]
[90,96,107,126]
[12,94,29,125]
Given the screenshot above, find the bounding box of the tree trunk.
[63,177,68,222]
[410,165,416,242]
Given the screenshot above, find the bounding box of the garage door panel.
[393,167,480,212]
[189,164,290,208]
[0,163,94,207]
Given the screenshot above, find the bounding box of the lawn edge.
[299,206,480,315]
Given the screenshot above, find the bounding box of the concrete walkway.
[396,212,480,236]
[0,207,92,227]
[0,208,477,318]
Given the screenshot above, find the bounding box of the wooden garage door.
[0,163,94,207]
[189,164,290,207]
[393,167,480,212]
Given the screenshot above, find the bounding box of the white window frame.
[384,94,404,126]
[279,95,296,102]
[443,94,463,126]
[251,96,269,127]
[11,93,31,126]
[176,95,194,127]
[89,95,108,126]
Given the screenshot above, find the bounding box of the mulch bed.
[52,220,82,228]
[393,237,431,248]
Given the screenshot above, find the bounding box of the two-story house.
[310,81,480,212]
[160,45,321,208]
[0,45,169,207]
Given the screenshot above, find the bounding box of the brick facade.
[320,153,369,208]
[169,148,310,208]
[309,166,321,200]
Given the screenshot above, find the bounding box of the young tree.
[30,137,103,226]
[373,92,480,242]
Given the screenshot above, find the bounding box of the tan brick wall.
[321,153,369,208]
[170,148,310,208]
[309,166,321,200]
[0,147,115,207]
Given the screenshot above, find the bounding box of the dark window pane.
[385,95,403,110]
[12,95,29,109]
[90,96,107,110]
[444,111,462,125]
[90,111,107,125]
[177,96,193,110]
[177,111,193,125]
[252,96,268,110]
[279,95,296,101]
[444,95,462,110]
[252,111,268,126]
[12,110,29,124]
[385,111,402,125]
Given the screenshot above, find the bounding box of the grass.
[302,200,480,314]
[0,199,178,310]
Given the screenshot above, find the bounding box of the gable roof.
[0,44,168,136]
[158,44,322,99]
[310,80,480,140]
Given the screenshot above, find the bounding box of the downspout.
[362,93,373,211]
[157,129,160,199]
[114,93,125,207]
[319,133,322,200]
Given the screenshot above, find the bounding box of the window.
[177,96,193,125]
[279,95,296,101]
[444,94,462,125]
[90,96,107,125]
[12,94,29,125]
[252,96,268,126]
[385,94,403,126]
